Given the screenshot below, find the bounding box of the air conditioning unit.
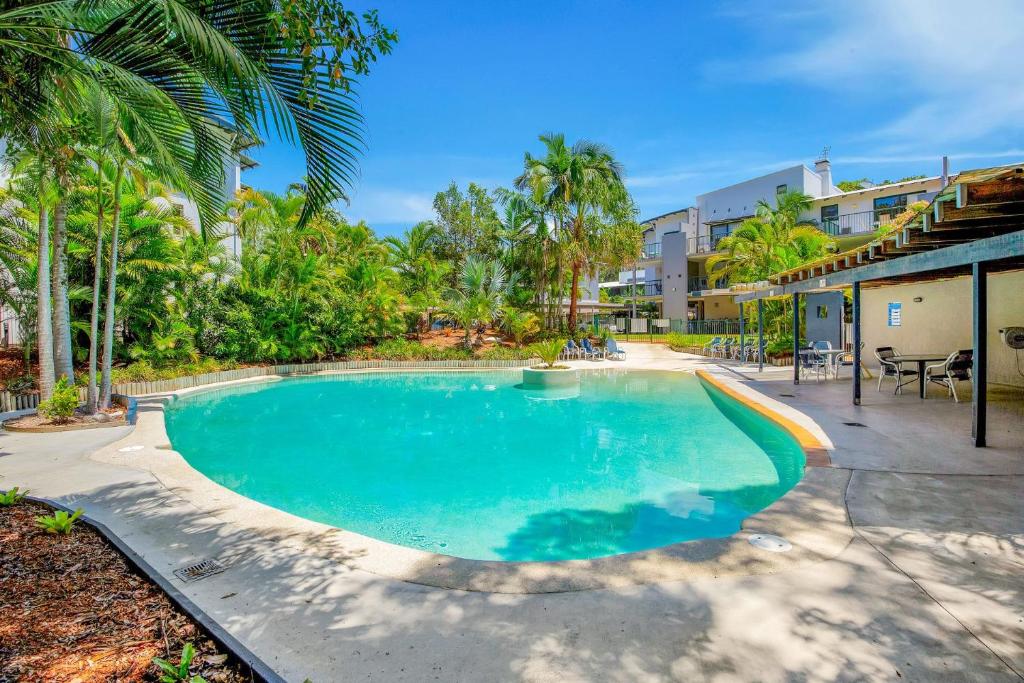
[999,327,1024,350]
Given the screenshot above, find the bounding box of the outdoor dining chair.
[874,346,918,394]
[924,350,973,402]
[800,342,831,381]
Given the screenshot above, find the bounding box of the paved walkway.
[1,346,1022,682]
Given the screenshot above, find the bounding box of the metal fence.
[591,315,742,341]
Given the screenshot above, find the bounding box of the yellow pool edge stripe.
[696,370,832,468]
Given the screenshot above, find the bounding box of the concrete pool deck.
[1,343,1022,681]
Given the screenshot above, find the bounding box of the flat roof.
[641,207,692,224]
[814,175,944,202]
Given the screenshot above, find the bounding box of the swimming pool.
[164,370,805,562]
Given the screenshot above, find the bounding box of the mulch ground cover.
[0,501,253,682]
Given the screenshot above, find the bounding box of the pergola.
[734,163,1024,447]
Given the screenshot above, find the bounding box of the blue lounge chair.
[606,338,626,360]
[581,338,603,360]
[564,339,582,359]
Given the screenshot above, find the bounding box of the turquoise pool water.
[164,370,805,561]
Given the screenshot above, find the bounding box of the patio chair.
[874,346,917,394]
[833,342,865,379]
[702,336,722,356]
[746,340,768,364]
[606,338,626,360]
[580,338,604,360]
[563,340,582,360]
[800,343,830,382]
[924,350,973,402]
[714,338,735,359]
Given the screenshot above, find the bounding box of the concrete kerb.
[89,364,855,594]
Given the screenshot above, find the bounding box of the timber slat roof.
[770,163,1024,287]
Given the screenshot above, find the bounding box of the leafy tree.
[429,182,501,272]
[444,256,510,348]
[516,133,640,332]
[501,307,540,348]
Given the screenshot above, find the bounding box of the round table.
[890,353,950,398]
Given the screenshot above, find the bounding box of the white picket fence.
[0,358,538,411]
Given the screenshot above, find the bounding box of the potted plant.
[522,339,579,389]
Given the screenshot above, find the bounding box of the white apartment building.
[604,154,948,323]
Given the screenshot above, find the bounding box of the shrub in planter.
[37,378,78,424]
[529,339,565,369]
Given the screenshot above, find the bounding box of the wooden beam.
[937,201,1024,224]
[955,183,967,208]
[733,230,1024,301]
[966,176,1024,205]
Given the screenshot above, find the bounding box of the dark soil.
[3,409,126,432]
[0,501,253,682]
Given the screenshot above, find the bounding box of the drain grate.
[748,534,792,553]
[173,558,226,583]
[842,421,867,427]
[778,393,796,398]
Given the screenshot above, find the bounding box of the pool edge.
[89,367,853,595]
[695,370,833,468]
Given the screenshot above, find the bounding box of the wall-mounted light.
[913,297,924,303]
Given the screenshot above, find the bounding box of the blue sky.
[245,0,1024,236]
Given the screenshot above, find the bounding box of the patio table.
[890,353,950,398]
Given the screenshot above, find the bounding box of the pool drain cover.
[842,421,867,427]
[173,558,226,583]
[778,393,796,398]
[748,534,792,553]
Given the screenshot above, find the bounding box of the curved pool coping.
[89,367,854,594]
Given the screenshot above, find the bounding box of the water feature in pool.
[164,370,805,561]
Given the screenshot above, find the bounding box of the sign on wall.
[887,302,902,327]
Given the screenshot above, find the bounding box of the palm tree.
[0,0,396,230]
[445,256,509,348]
[706,191,834,284]
[501,307,540,348]
[516,133,634,332]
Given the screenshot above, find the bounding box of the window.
[816,305,829,319]
[874,194,908,223]
[710,223,732,249]
[776,183,788,196]
[820,204,839,234]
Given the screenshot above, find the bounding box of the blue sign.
[887,302,902,327]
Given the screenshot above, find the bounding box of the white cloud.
[706,0,1024,144]
[344,187,435,225]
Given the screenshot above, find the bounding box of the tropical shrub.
[37,378,78,423]
[348,339,473,361]
[110,358,241,384]
[530,339,565,368]
[35,508,84,534]
[501,307,540,347]
[476,346,536,361]
[153,642,206,683]
[0,487,28,506]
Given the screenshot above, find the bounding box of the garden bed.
[0,500,253,682]
[3,408,127,433]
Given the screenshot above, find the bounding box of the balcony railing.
[817,207,910,236]
[639,279,662,296]
[687,276,728,292]
[687,234,729,255]
[640,242,661,259]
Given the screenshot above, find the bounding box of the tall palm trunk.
[99,166,123,409]
[86,171,105,412]
[36,202,55,400]
[567,260,581,333]
[50,199,74,382]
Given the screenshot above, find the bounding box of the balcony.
[817,207,912,237]
[687,234,729,255]
[639,279,662,296]
[687,276,728,292]
[640,242,662,259]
